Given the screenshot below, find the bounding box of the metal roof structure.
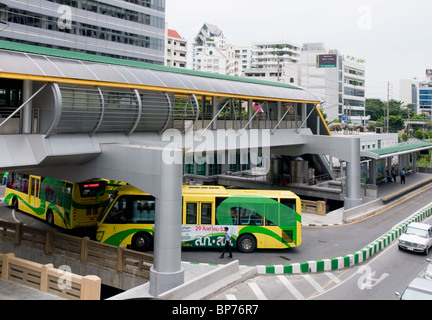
[0,40,321,103]
[361,141,432,160]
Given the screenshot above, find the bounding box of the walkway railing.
[0,220,153,287]
[0,252,101,300]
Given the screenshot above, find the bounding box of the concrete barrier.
[158,260,242,300]
[257,202,432,275]
[342,198,383,223]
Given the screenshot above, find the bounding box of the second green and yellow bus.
[4,172,120,229]
[95,185,301,253]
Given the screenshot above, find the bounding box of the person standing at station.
[391,168,397,183]
[400,168,406,184]
[218,227,233,259]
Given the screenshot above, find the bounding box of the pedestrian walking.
[218,227,233,258]
[2,172,8,185]
[400,168,405,184]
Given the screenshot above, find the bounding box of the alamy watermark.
[357,5,372,30]
[161,128,271,172]
[57,5,72,30]
[57,264,73,290]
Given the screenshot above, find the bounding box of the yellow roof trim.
[315,105,332,136]
[0,72,321,104]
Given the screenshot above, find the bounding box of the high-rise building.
[243,41,302,85]
[416,70,432,115]
[300,43,367,124]
[0,0,166,64]
[192,23,239,76]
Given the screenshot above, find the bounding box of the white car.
[395,277,432,300]
[398,222,432,255]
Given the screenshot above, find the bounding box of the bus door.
[184,201,213,225]
[183,199,216,248]
[29,176,41,208]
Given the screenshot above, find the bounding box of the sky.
[165,0,432,101]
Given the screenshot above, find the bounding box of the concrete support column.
[412,152,416,173]
[149,147,184,296]
[344,137,362,209]
[302,103,307,128]
[369,159,377,185]
[22,80,33,134]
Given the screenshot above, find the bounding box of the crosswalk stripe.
[303,274,325,293]
[248,282,268,300]
[277,275,305,300]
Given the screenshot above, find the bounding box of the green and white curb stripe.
[257,203,432,275]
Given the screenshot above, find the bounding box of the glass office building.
[419,86,432,114]
[0,0,165,64]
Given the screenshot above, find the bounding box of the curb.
[256,203,432,275]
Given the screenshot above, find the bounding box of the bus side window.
[186,203,197,224]
[133,198,155,223]
[201,203,212,225]
[265,200,279,226]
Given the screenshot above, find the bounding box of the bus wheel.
[11,197,19,210]
[131,232,152,252]
[46,211,54,226]
[237,234,256,253]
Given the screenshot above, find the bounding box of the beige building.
[166,29,187,68]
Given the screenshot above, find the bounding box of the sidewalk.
[0,279,65,300]
[302,171,432,226]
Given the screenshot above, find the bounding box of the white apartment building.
[194,44,240,76]
[192,23,225,70]
[300,43,367,124]
[166,28,187,68]
[243,41,302,85]
[192,23,240,76]
[235,46,252,72]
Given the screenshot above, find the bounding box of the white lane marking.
[248,282,267,300]
[225,294,237,300]
[325,272,342,284]
[303,274,325,293]
[11,209,20,223]
[277,275,305,300]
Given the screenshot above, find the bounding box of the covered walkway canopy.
[361,141,432,160]
[0,40,330,137]
[361,141,432,185]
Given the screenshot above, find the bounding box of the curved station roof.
[0,40,320,104]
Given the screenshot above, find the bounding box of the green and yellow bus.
[96,185,301,253]
[4,172,118,229]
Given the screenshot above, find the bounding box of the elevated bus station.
[0,39,368,295]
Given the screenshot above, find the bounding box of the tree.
[365,98,385,121]
[415,129,424,140]
[388,115,404,131]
